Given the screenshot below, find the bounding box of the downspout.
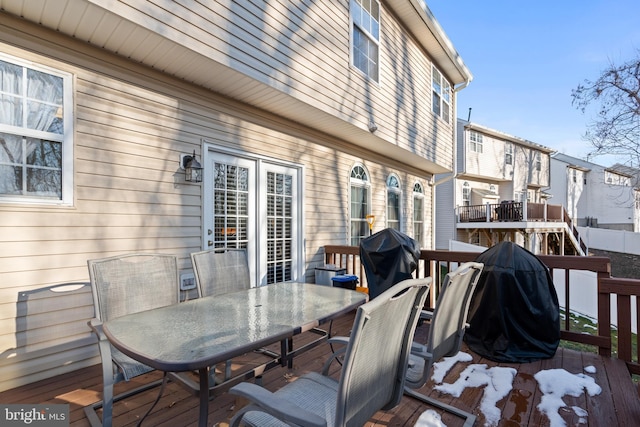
[430,81,471,249]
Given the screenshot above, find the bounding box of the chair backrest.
[335,277,431,426]
[427,262,484,362]
[88,253,180,322]
[191,249,250,297]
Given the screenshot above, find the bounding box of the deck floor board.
[1,311,638,427]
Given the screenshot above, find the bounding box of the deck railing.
[323,246,639,377]
[458,202,588,254]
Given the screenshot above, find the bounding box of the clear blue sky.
[427,1,640,167]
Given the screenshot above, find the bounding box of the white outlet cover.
[180,272,196,290]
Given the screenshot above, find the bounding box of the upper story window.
[386,174,401,231]
[534,152,541,171]
[469,131,483,153]
[604,171,630,186]
[413,182,424,245]
[572,169,577,183]
[350,0,380,82]
[432,67,451,123]
[0,54,73,205]
[505,142,513,165]
[350,164,371,246]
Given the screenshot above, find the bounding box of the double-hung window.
[505,142,513,165]
[462,182,470,206]
[350,0,380,82]
[386,174,401,231]
[0,54,73,204]
[413,182,424,245]
[469,131,483,153]
[350,164,371,246]
[432,67,451,123]
[534,152,541,171]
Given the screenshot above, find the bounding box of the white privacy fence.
[578,226,640,255]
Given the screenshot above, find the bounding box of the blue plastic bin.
[331,274,359,290]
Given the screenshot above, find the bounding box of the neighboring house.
[435,120,585,255]
[0,1,471,391]
[549,153,640,232]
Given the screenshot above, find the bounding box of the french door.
[204,149,302,286]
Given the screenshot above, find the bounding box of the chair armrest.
[88,318,108,340]
[411,341,428,355]
[322,337,350,375]
[419,310,433,321]
[229,382,326,427]
[327,336,350,346]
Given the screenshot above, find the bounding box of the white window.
[469,131,483,153]
[0,54,73,204]
[350,0,380,82]
[413,182,424,245]
[462,182,470,206]
[350,164,371,246]
[505,142,513,165]
[535,152,541,171]
[206,150,302,286]
[386,174,401,231]
[432,67,451,123]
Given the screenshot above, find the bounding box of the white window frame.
[462,182,470,206]
[413,182,424,246]
[505,142,513,165]
[350,163,371,246]
[0,53,74,205]
[469,131,483,153]
[386,174,401,231]
[535,151,541,172]
[203,146,305,287]
[432,66,451,123]
[350,0,380,82]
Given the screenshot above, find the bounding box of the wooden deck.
[1,311,639,427]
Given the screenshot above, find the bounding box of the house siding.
[0,13,435,391]
[83,0,456,169]
[435,178,455,249]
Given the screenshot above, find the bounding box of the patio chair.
[190,248,268,384]
[228,277,431,427]
[191,248,251,297]
[84,253,180,427]
[404,261,484,427]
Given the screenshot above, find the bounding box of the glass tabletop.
[103,282,366,372]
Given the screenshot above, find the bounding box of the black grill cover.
[464,241,560,362]
[359,228,420,299]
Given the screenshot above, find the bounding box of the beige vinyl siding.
[87,0,455,169]
[0,15,435,390]
[435,179,456,250]
[463,128,551,190]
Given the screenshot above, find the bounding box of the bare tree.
[572,52,640,165]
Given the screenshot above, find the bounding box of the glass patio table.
[102,281,367,427]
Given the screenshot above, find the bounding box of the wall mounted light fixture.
[180,150,203,183]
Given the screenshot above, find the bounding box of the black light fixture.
[181,150,203,183]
